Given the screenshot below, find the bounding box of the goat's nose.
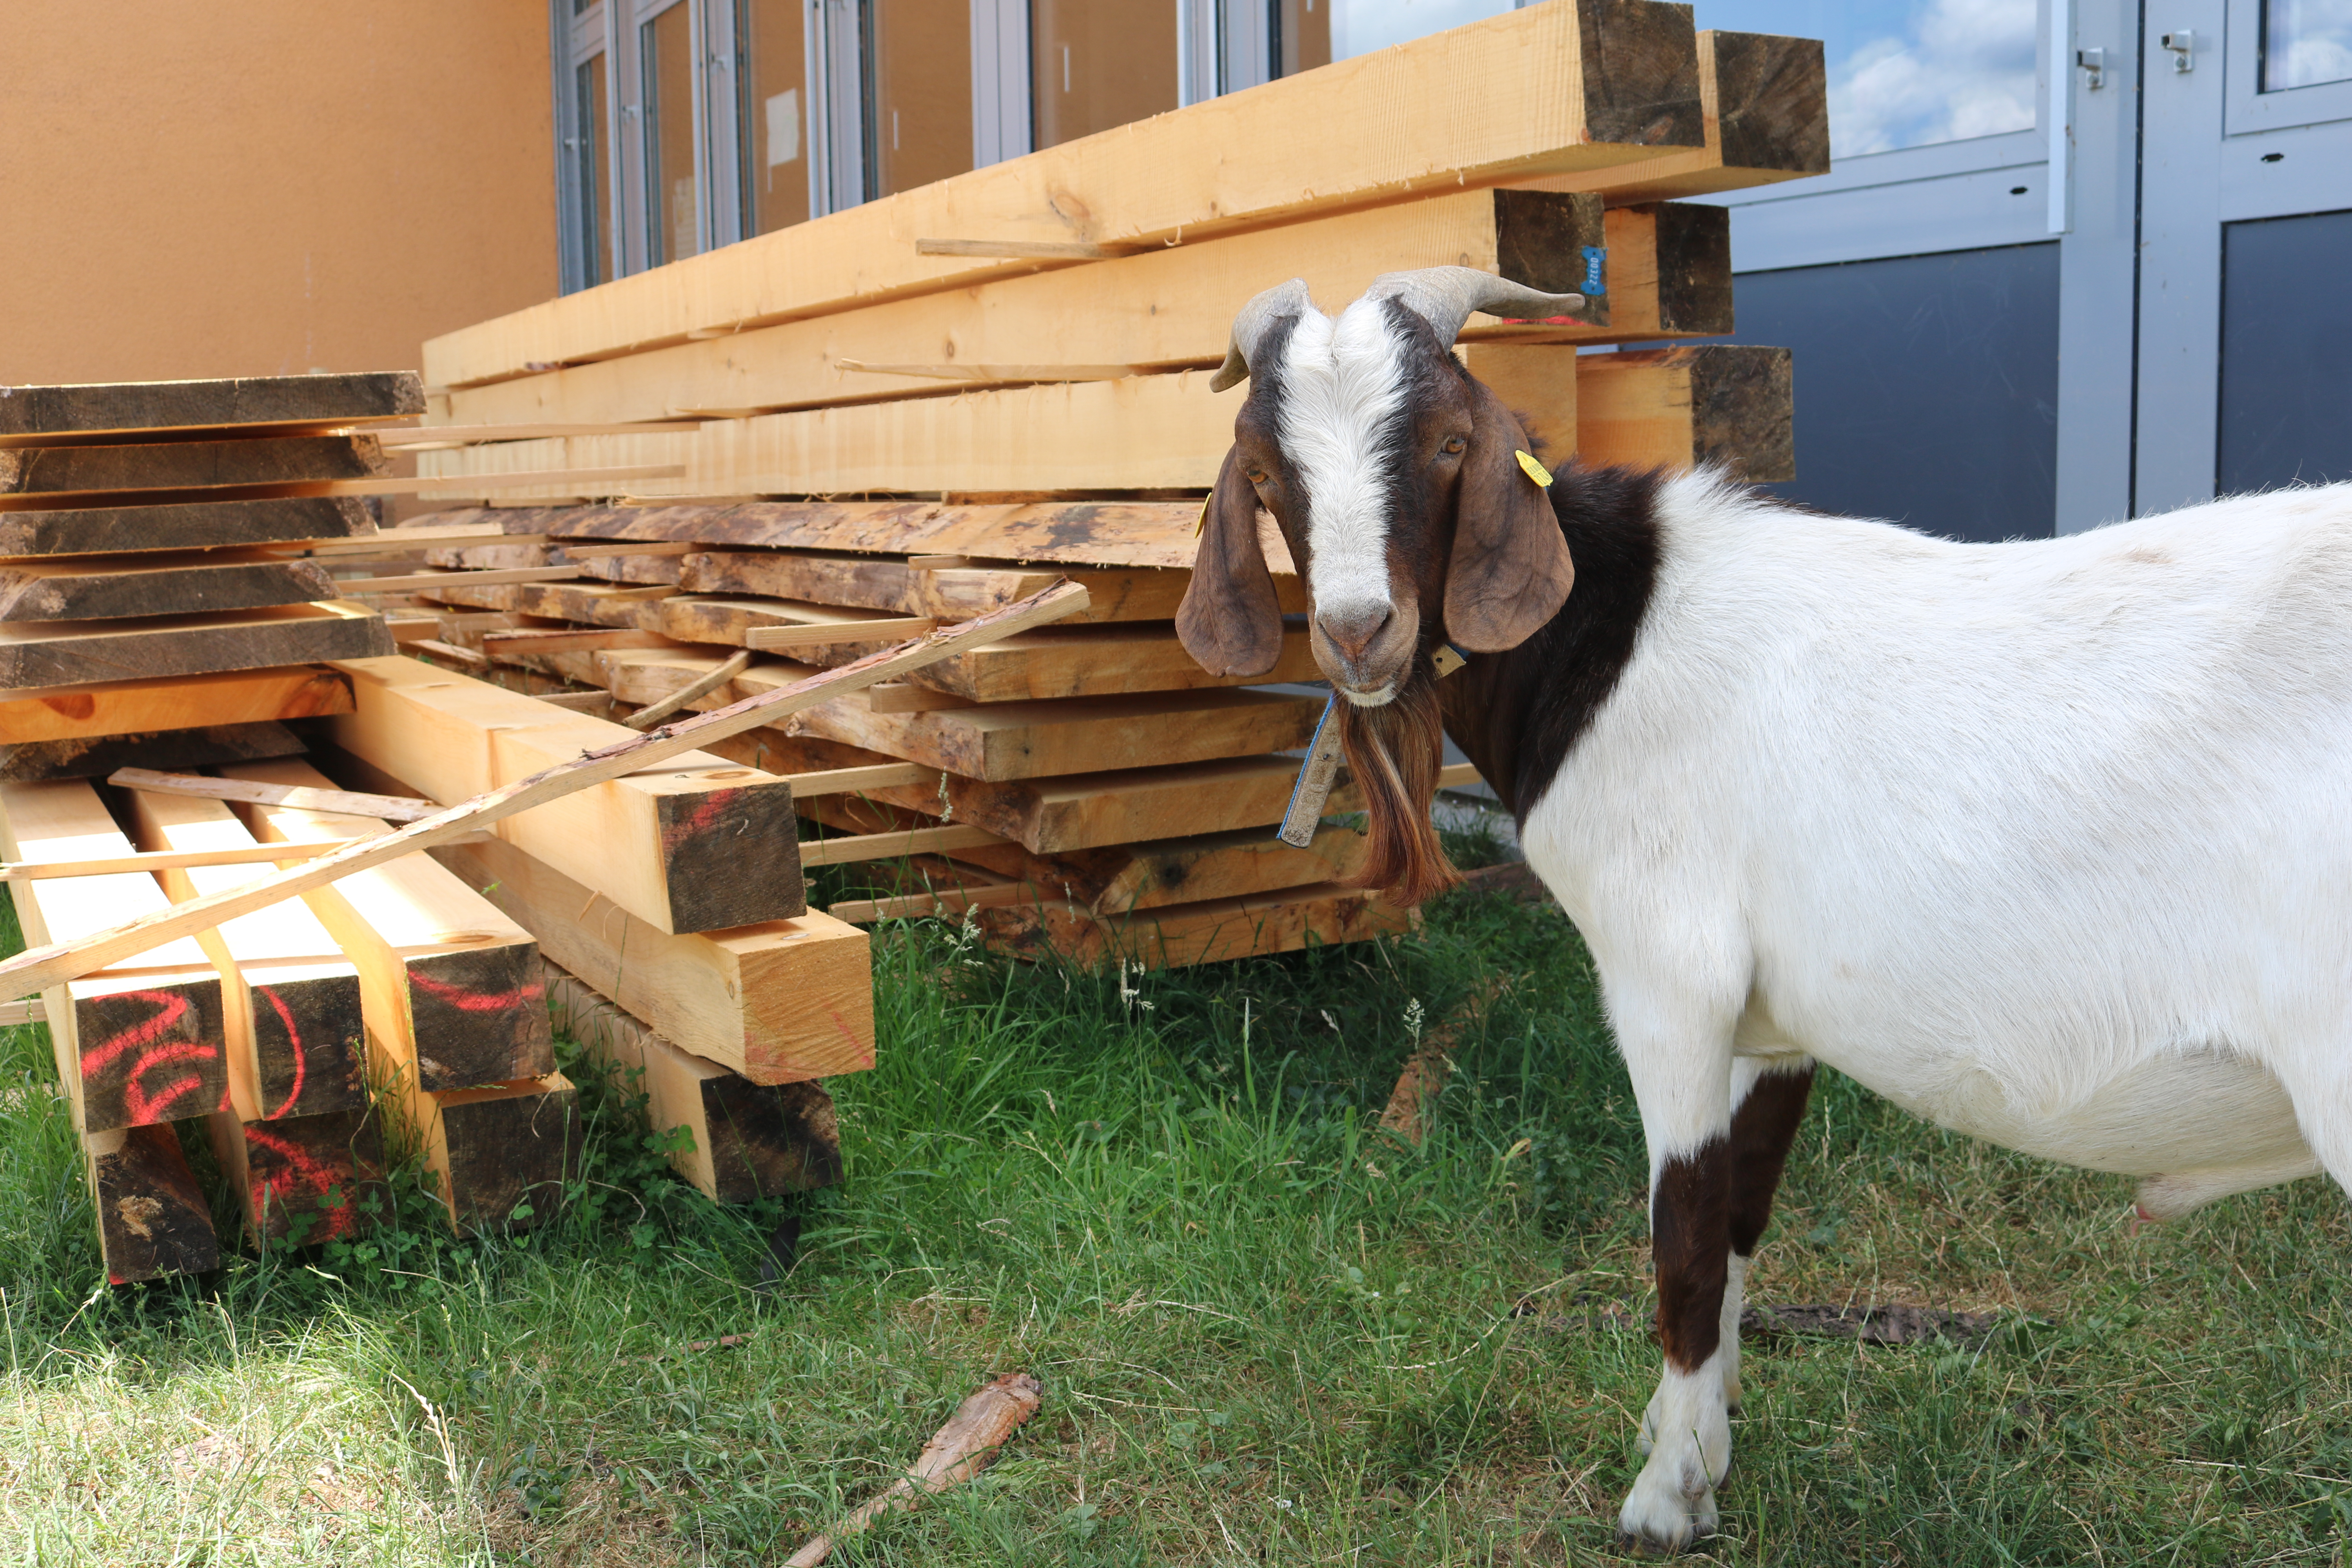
[1316,601,1392,664]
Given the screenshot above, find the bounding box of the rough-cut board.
[1576,345,1794,480]
[326,655,806,933]
[0,665,354,745]
[1526,31,1829,205]
[209,1106,385,1248]
[0,437,388,505]
[423,1,1703,389]
[709,731,1314,855]
[0,780,230,1134]
[87,1122,221,1284]
[416,575,677,628]
[431,501,1241,575]
[673,554,1258,626]
[0,549,341,622]
[0,372,423,447]
[0,603,392,693]
[227,759,555,1095]
[600,646,1323,780]
[441,190,1643,428]
[435,831,874,1084]
[124,788,370,1124]
[978,882,1415,969]
[0,496,377,559]
[0,722,306,783]
[543,964,843,1203]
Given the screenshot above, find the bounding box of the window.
[557,4,615,291]
[2264,0,2352,90]
[1031,0,1181,149]
[736,0,810,236]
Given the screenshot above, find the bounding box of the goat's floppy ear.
[1444,381,1575,652]
[1178,448,1285,677]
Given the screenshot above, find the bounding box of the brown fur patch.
[1727,1066,1814,1257]
[1651,1138,1731,1372]
[1337,670,1459,906]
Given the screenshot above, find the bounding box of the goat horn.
[1209,278,1314,393]
[1364,266,1584,346]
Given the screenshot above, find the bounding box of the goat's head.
[1177,267,1582,905]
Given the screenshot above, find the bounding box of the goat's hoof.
[1615,1484,1718,1557]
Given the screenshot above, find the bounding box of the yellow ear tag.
[1192,492,1211,537]
[1430,643,1467,679]
[1515,449,1554,488]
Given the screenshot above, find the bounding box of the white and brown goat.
[1178,265,2352,1552]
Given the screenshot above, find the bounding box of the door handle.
[2160,29,2195,73]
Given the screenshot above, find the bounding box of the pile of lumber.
[390,4,1821,967]
[0,374,865,1284]
[384,0,1823,969]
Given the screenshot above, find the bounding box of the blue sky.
[1331,0,2040,156]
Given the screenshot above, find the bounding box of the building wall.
[1,2,557,387]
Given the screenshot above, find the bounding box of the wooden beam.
[326,655,806,933]
[1519,31,1830,206]
[829,882,1040,924]
[207,1105,385,1248]
[0,549,341,622]
[297,520,548,555]
[0,603,392,693]
[532,688,615,711]
[122,789,371,1127]
[443,189,1630,431]
[542,963,842,1202]
[784,762,931,796]
[0,780,230,1134]
[0,372,423,447]
[0,583,1086,997]
[0,495,377,559]
[434,831,872,1084]
[0,665,354,746]
[110,766,442,823]
[86,1123,221,1284]
[425,1,1702,390]
[1575,344,1795,481]
[226,759,555,1095]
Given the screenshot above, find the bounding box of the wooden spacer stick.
[796,823,1005,867]
[622,650,752,730]
[2,831,497,882]
[0,582,1088,998]
[109,768,444,823]
[746,617,936,650]
[333,565,584,593]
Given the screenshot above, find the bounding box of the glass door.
[2136,0,2352,510]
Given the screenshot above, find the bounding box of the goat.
[1178,265,2352,1553]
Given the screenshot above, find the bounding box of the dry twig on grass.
[1378,976,1508,1147]
[783,1371,1042,1566]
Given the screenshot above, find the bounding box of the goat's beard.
[1336,668,1460,907]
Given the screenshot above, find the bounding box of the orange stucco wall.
[1,2,558,387]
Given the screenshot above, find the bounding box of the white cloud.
[2269,0,2352,88]
[1828,0,2038,156]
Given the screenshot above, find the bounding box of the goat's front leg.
[1615,1014,1739,1555]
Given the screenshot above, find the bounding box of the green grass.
[5,835,2352,1566]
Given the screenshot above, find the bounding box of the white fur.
[1625,1351,1730,1549]
[1278,296,1412,671]
[1511,474,2352,1548]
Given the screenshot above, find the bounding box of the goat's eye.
[1245,467,1270,485]
[1440,436,1467,456]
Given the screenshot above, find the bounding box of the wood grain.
[0,603,392,693]
[0,372,423,446]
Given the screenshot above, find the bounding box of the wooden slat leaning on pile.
[386,0,1826,969]
[0,372,857,1285]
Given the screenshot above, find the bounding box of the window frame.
[2225,0,2352,134]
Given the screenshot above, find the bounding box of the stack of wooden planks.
[0,376,866,1283]
[384,0,1824,969]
